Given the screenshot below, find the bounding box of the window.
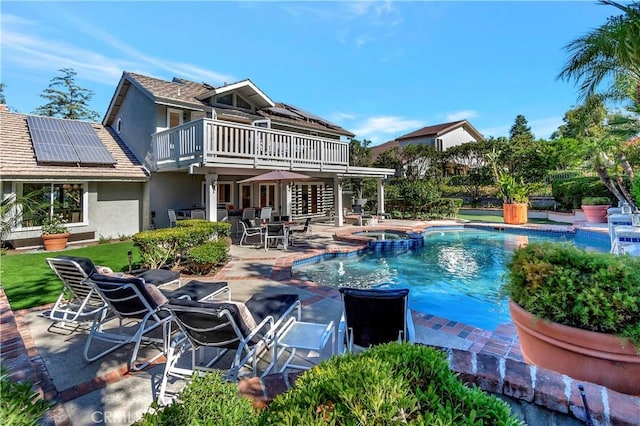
[218,183,232,203]
[116,118,122,133]
[259,184,276,209]
[236,95,251,110]
[436,139,444,152]
[216,94,233,106]
[20,182,86,227]
[167,108,183,128]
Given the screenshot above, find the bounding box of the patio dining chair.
[338,287,414,353]
[191,209,206,219]
[239,219,264,247]
[289,217,312,245]
[157,293,300,403]
[264,222,287,251]
[168,209,178,227]
[259,206,273,223]
[83,273,229,371]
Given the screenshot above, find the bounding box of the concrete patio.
[2,219,638,425]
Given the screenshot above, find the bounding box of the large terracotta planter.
[509,301,640,395]
[581,204,610,223]
[502,203,528,225]
[42,233,69,251]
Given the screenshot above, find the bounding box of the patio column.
[205,174,218,222]
[377,179,385,215]
[284,183,293,218]
[334,177,343,227]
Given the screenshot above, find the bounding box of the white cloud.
[1,17,235,87]
[351,115,424,144]
[446,110,479,122]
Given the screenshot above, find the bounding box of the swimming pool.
[296,228,610,331]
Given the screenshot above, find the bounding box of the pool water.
[353,230,409,240]
[296,229,610,331]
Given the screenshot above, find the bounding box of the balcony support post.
[205,173,218,222]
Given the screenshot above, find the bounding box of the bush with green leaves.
[581,196,612,205]
[424,198,463,219]
[551,176,615,210]
[261,343,521,425]
[136,372,256,426]
[132,220,231,269]
[0,367,52,426]
[184,241,229,275]
[504,242,640,348]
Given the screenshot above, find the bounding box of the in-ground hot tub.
[353,229,424,251]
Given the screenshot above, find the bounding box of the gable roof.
[370,140,400,161]
[104,71,354,138]
[396,120,483,142]
[0,111,148,180]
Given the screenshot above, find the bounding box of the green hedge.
[132,220,231,269]
[424,198,463,219]
[138,343,522,425]
[551,177,615,210]
[184,241,229,275]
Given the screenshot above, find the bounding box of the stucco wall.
[110,86,156,169]
[91,182,144,239]
[150,172,204,228]
[441,126,479,150]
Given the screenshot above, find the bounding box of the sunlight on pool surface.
[296,229,609,331]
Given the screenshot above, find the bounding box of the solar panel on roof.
[267,106,303,120]
[26,116,116,166]
[27,116,80,164]
[62,121,115,165]
[287,105,340,129]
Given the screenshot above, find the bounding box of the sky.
[0,1,620,145]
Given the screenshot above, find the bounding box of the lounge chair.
[158,293,300,403]
[83,273,229,371]
[45,256,182,328]
[338,287,414,353]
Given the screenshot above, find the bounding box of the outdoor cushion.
[136,269,180,286]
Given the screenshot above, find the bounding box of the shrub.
[551,176,615,210]
[504,242,640,347]
[132,220,232,269]
[423,198,463,219]
[184,241,228,275]
[581,196,611,205]
[261,343,521,425]
[136,372,257,426]
[0,366,53,426]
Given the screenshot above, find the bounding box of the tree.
[551,95,608,140]
[33,68,99,120]
[557,0,640,104]
[509,115,535,141]
[0,83,6,105]
[346,138,373,202]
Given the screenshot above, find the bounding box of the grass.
[0,242,141,310]
[457,213,559,224]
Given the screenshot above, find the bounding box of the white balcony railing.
[152,118,350,171]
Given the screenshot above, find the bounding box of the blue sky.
[1,1,618,145]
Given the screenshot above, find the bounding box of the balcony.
[151,118,350,172]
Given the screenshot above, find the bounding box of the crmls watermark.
[91,410,138,424]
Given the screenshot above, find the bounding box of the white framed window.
[259,184,276,210]
[17,181,88,228]
[116,118,123,133]
[167,108,183,129]
[201,181,234,207]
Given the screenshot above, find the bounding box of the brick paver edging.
[239,345,640,426]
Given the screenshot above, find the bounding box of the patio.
[2,220,638,425]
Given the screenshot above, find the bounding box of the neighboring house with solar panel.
[103,72,394,229]
[0,107,149,248]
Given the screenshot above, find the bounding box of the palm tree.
[558,1,640,209]
[558,1,640,103]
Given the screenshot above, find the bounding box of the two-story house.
[1,71,394,247]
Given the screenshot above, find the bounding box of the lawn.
[1,242,141,310]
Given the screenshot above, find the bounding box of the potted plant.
[497,173,532,225]
[41,214,69,251]
[504,242,640,395]
[581,196,612,223]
